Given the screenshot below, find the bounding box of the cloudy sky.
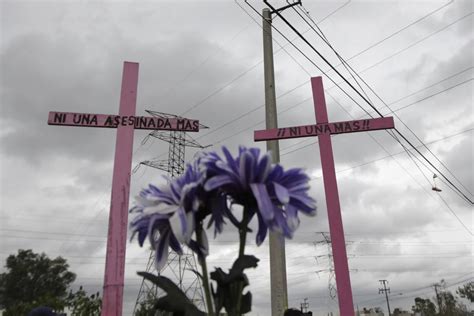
[1,0,472,315]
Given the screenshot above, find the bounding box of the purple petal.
[239,151,254,186]
[169,233,183,255]
[255,212,268,246]
[222,146,239,173]
[289,196,317,215]
[286,204,300,230]
[250,183,274,221]
[256,154,271,182]
[267,164,283,182]
[155,230,170,271]
[204,175,234,191]
[273,182,290,204]
[185,211,195,242]
[272,207,293,238]
[169,208,187,243]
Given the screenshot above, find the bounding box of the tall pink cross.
[254,77,395,315]
[47,62,201,316]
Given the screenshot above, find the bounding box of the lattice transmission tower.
[314,232,355,302]
[133,110,210,314]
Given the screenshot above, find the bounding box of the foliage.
[411,297,436,316]
[67,286,101,316]
[393,308,410,316]
[138,272,205,316]
[0,249,76,315]
[437,289,468,316]
[456,281,474,302]
[129,146,317,315]
[412,281,473,316]
[209,255,258,316]
[134,291,159,316]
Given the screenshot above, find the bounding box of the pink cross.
[47,62,200,316]
[255,77,395,315]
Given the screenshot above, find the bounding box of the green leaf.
[209,255,259,315]
[137,272,206,316]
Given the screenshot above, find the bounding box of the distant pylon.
[314,232,355,302]
[133,110,210,314]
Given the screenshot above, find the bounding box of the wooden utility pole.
[262,8,287,316]
[379,279,392,316]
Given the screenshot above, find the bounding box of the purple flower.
[129,159,204,270]
[202,146,316,245]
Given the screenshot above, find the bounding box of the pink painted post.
[254,77,395,316]
[311,76,354,315]
[101,61,139,316]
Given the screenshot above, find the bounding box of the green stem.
[196,223,215,316]
[238,209,249,257]
[236,208,250,315]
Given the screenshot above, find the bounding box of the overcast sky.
[0,0,472,315]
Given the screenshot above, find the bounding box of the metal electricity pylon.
[133,110,210,315]
[314,232,355,302]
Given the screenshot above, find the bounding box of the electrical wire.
[300,10,474,198]
[259,0,473,206]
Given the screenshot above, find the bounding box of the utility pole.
[262,4,302,313]
[300,298,309,313]
[432,282,443,314]
[262,8,287,315]
[379,280,391,316]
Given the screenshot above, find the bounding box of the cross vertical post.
[254,76,395,316]
[311,76,354,315]
[101,61,139,316]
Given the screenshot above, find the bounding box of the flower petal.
[255,212,268,246]
[250,183,274,221]
[289,196,317,215]
[155,231,170,271]
[273,182,290,205]
[286,204,300,231]
[169,208,187,243]
[222,146,239,173]
[239,150,254,186]
[142,203,177,215]
[204,175,234,191]
[271,206,293,238]
[185,211,195,243]
[169,232,183,255]
[256,153,272,182]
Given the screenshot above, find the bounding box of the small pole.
[262,8,288,316]
[433,282,442,313]
[379,279,392,316]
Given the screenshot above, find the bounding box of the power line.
[212,2,474,233]
[178,0,350,118]
[195,4,471,149]
[300,11,474,199]
[280,79,472,156]
[278,67,472,154]
[260,0,473,206]
[326,0,454,66]
[296,2,474,204]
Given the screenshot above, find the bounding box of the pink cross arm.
[254,117,394,141]
[48,111,200,132]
